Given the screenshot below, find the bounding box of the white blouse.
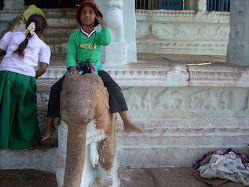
[0,31,51,77]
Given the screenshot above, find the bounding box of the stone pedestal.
[227,0,249,66]
[3,0,24,10]
[56,120,119,187]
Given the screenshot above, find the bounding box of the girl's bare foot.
[124,122,144,133]
[41,125,56,141]
[28,143,41,150]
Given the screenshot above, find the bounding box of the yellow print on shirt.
[80,43,97,50]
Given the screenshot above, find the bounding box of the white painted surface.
[56,120,118,187]
[3,0,24,10]
[227,0,249,66]
[0,148,57,172]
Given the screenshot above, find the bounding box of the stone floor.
[0,167,245,187]
[118,167,245,187]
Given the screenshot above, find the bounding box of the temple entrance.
[0,0,4,10]
[38,0,82,8]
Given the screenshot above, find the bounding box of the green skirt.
[0,71,41,149]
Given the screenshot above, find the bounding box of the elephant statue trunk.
[59,74,116,187]
[64,124,87,187]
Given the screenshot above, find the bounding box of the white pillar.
[95,0,137,66]
[197,0,207,11]
[227,0,249,66]
[3,0,25,10]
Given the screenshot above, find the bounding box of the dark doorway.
[38,0,82,8]
[0,0,4,10]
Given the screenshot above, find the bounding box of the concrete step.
[43,8,76,19]
[44,26,78,39]
[49,43,68,54]
[0,138,58,172]
[117,134,249,147]
[45,37,69,45]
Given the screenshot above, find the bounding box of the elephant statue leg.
[99,114,117,171]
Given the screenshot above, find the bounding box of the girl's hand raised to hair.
[96,14,108,28]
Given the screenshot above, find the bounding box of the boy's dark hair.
[15,14,47,58]
[24,0,38,6]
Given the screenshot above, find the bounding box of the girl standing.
[0,14,51,149]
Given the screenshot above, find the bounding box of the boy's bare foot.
[124,122,144,133]
[41,126,56,141]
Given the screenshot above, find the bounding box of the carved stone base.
[56,120,119,187]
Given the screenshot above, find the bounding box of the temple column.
[3,0,25,10]
[227,0,249,66]
[197,0,207,11]
[95,0,137,66]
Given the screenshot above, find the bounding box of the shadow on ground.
[0,169,57,187]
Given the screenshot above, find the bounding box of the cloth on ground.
[193,170,230,187]
[198,151,249,186]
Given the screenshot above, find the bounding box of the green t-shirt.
[65,27,111,75]
[22,5,45,24]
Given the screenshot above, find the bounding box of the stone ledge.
[116,146,249,168]
[37,54,249,88]
[0,146,57,172]
[135,10,230,23]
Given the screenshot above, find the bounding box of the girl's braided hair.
[14,14,47,58]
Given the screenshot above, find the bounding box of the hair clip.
[24,22,36,35]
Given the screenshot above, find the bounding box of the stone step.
[43,8,76,19]
[46,18,77,27]
[116,146,249,168]
[49,43,68,55]
[114,118,249,168]
[0,138,58,172]
[115,119,249,139]
[44,26,78,39]
[117,134,249,148]
[45,37,69,45]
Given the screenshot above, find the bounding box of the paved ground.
[118,167,245,187]
[0,169,57,187]
[0,167,245,187]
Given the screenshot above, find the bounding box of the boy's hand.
[69,70,80,75]
[96,14,108,28]
[69,66,80,75]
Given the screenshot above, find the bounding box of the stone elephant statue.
[58,74,117,187]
